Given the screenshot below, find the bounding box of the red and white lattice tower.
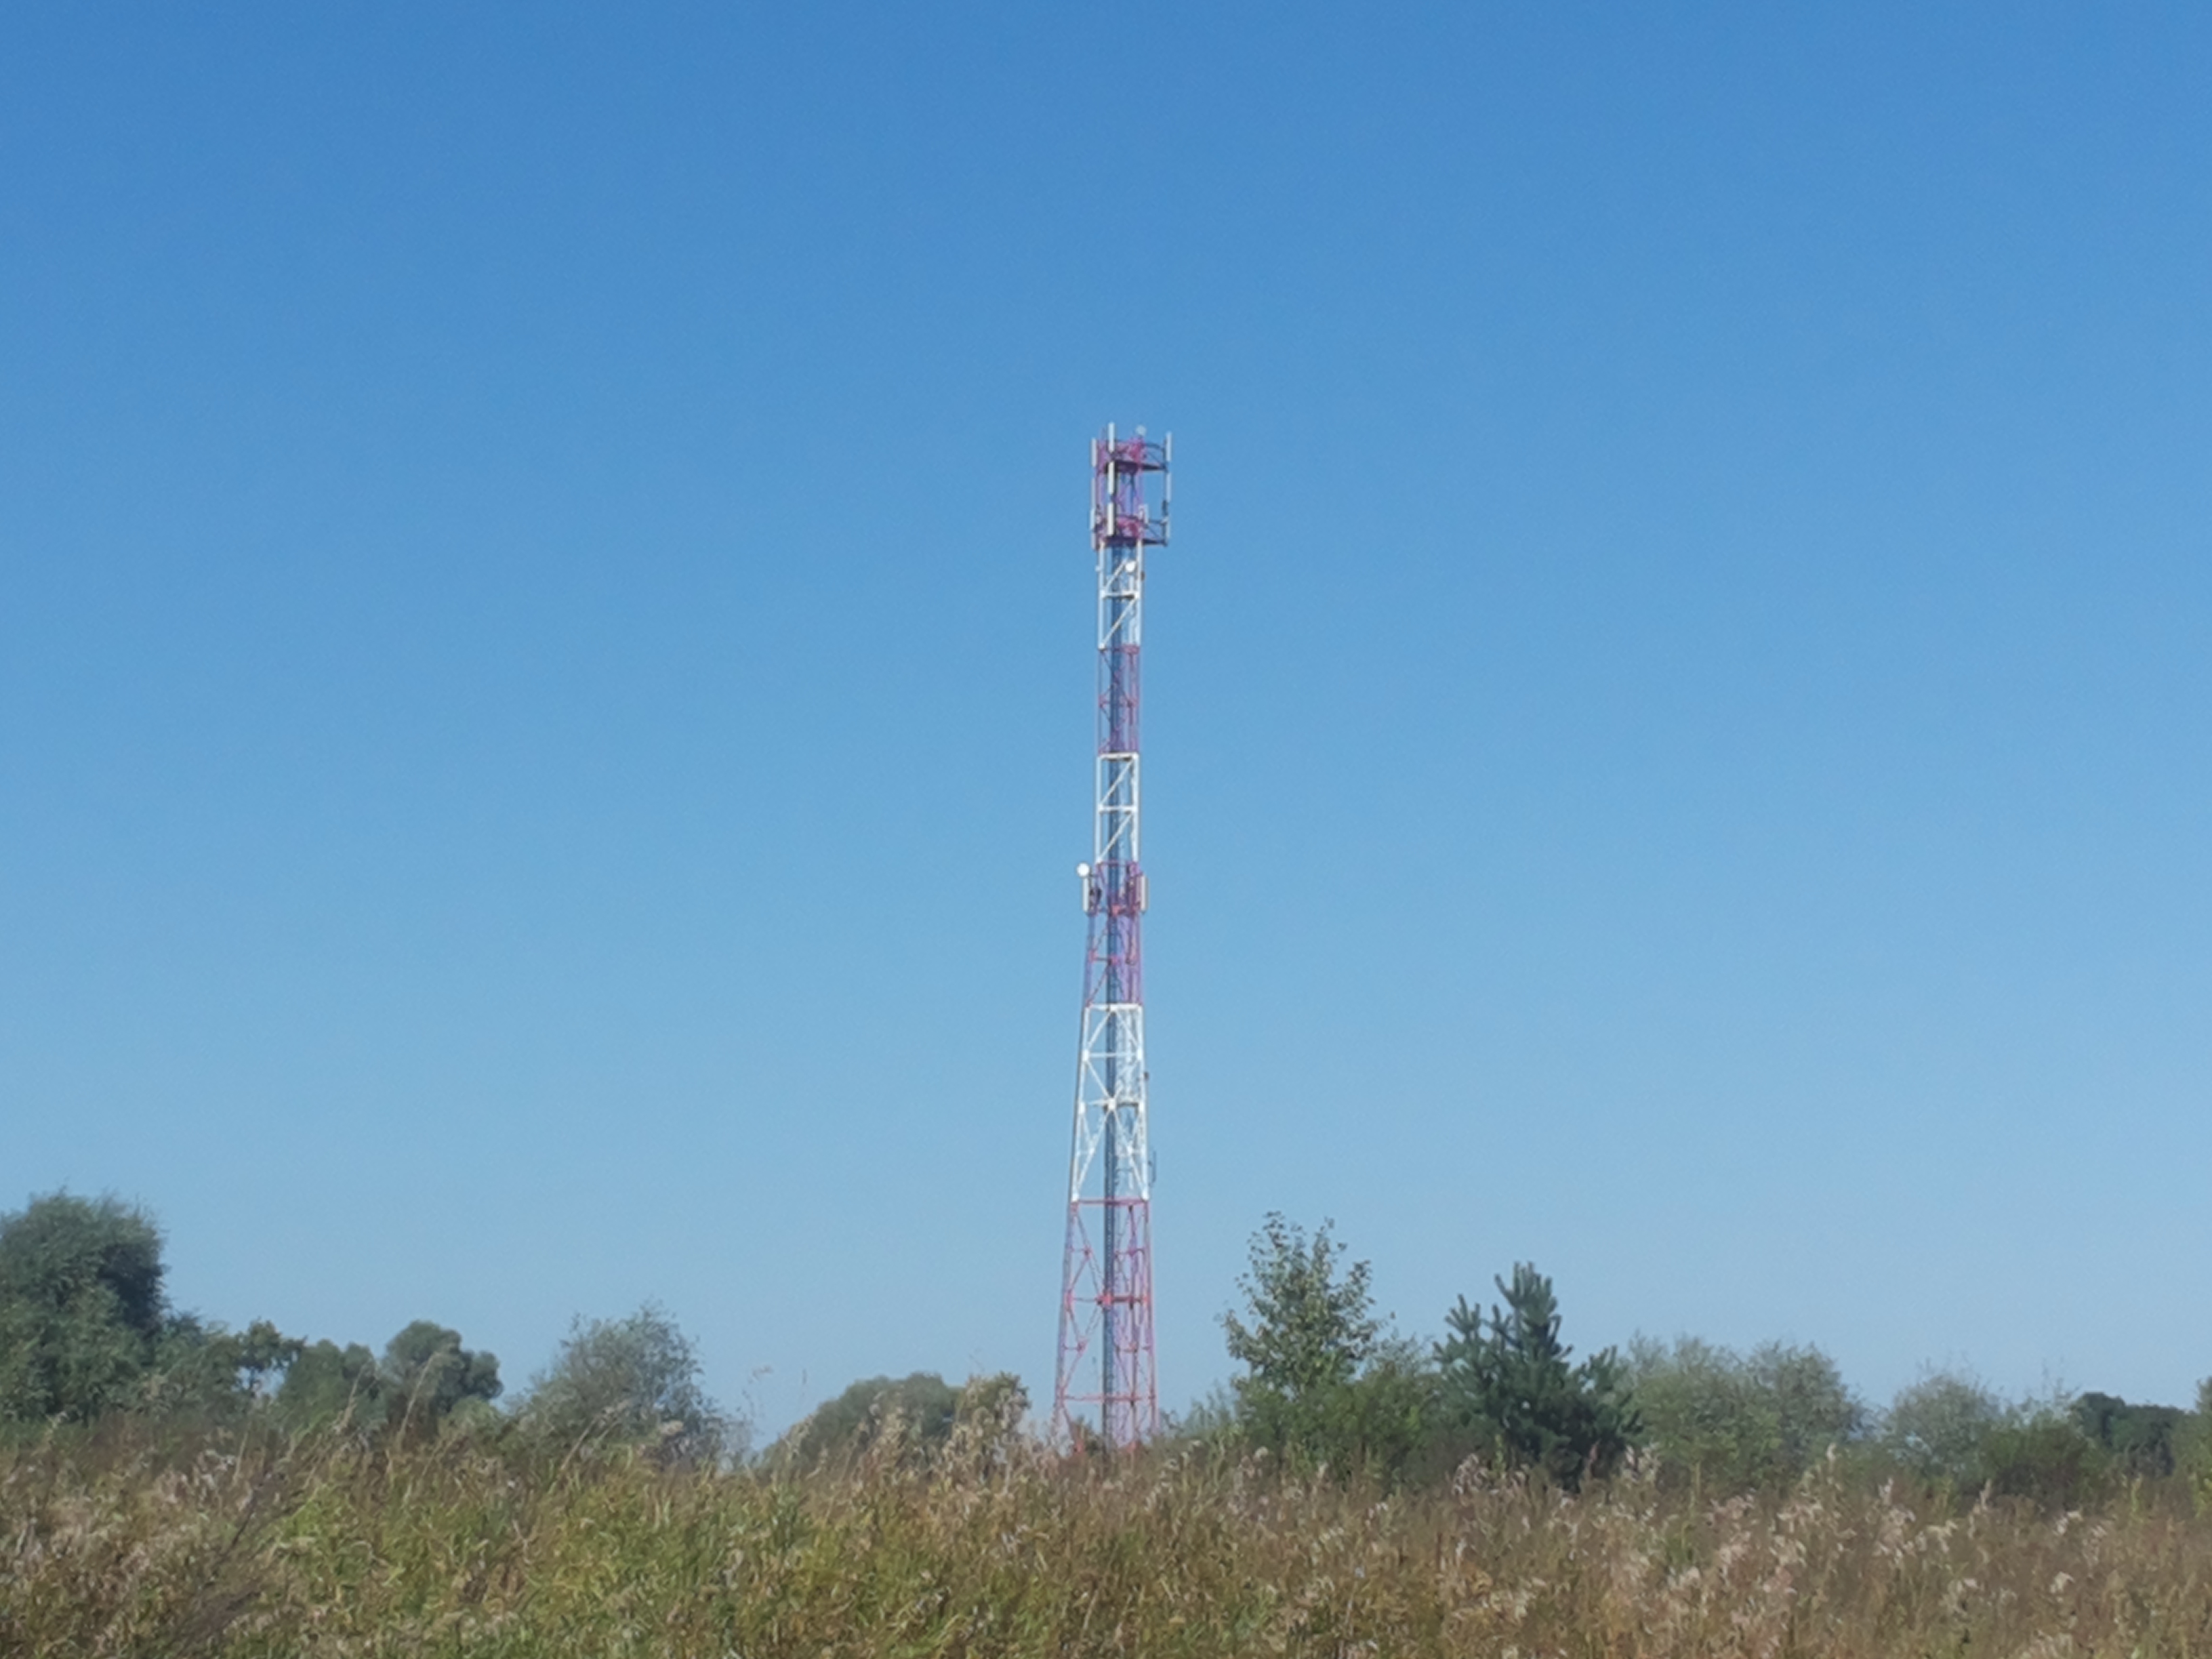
[1053,424,1169,1450]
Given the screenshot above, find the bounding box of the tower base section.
[1051,1195,1158,1449]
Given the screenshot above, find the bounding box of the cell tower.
[1053,423,1169,1450]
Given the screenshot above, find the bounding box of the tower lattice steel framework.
[1053,424,1169,1450]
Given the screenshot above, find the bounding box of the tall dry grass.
[8,1421,2212,1657]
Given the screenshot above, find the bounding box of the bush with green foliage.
[1973,1410,2111,1507]
[1435,1262,1642,1492]
[140,1316,300,1423]
[773,1370,1027,1471]
[777,1372,962,1468]
[1879,1370,2007,1485]
[380,1320,502,1436]
[2177,1378,2212,1496]
[0,1191,509,1443]
[1877,1370,2111,1508]
[0,1192,170,1424]
[2074,1390,2185,1479]
[271,1322,500,1439]
[1628,1335,1864,1492]
[949,1371,1029,1454]
[519,1303,733,1466]
[274,1339,388,1433]
[1221,1213,1440,1479]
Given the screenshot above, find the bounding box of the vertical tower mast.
[1054,423,1169,1450]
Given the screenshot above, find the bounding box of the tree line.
[1206,1212,2205,1505]
[7,1187,2200,1505]
[0,1187,1029,1472]
[0,1191,736,1464]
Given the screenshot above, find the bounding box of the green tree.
[775,1372,962,1470]
[380,1321,501,1435]
[0,1192,168,1423]
[1976,1410,2111,1507]
[1882,1371,2110,1507]
[2176,1378,2212,1498]
[953,1370,1027,1427]
[142,1316,303,1422]
[2072,1391,2184,1479]
[520,1304,734,1466]
[274,1323,498,1438]
[1224,1214,1377,1408]
[274,1340,388,1433]
[1437,1262,1641,1492]
[1629,1336,1863,1492]
[1221,1213,1437,1478]
[1880,1370,2005,1484]
[939,1373,1031,1475]
[2158,1380,2212,1504]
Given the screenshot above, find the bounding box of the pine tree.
[1436,1261,1642,1491]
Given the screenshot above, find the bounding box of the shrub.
[773,1371,962,1471]
[274,1340,387,1434]
[0,1193,167,1425]
[2074,1390,2186,1479]
[1881,1369,2007,1486]
[1221,1214,1442,1481]
[1976,1409,2112,1508]
[518,1303,731,1467]
[1629,1335,1864,1493]
[1879,1370,2113,1507]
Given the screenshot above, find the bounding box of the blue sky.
[5,3,2211,1433]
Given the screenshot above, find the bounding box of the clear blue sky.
[5,3,2211,1433]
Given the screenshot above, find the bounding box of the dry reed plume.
[8,1423,2212,1657]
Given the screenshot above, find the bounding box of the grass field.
[9,1422,2212,1658]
